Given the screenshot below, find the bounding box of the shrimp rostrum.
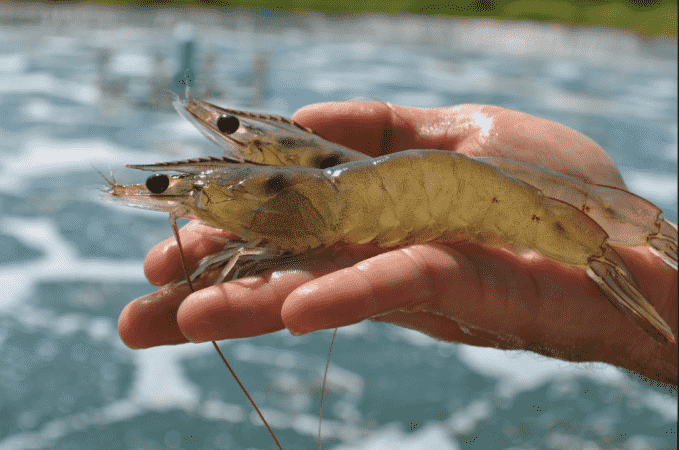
[107,149,675,344]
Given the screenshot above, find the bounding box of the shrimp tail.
[587,246,675,344]
[648,219,678,270]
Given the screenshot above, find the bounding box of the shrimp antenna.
[168,211,284,450]
[318,328,337,450]
[168,210,194,292]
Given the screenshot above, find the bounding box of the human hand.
[118,102,677,386]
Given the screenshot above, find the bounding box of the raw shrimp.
[170,94,678,271]
[172,90,367,168]
[106,149,675,344]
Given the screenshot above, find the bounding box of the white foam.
[0,216,146,284]
[457,345,677,421]
[457,345,626,398]
[4,137,149,177]
[126,341,220,412]
[330,421,459,450]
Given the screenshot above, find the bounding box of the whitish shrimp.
[106,149,675,344]
[169,94,678,271]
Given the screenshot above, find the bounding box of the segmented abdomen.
[327,150,608,267]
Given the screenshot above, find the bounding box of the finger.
[291,102,526,159]
[281,244,483,335]
[291,102,396,157]
[280,241,624,352]
[177,246,384,342]
[177,275,295,342]
[118,283,191,349]
[144,221,236,286]
[118,266,222,349]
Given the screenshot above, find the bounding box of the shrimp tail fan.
[648,219,678,270]
[587,246,675,344]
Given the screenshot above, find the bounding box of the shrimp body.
[107,149,674,344]
[117,151,602,261]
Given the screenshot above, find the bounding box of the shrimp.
[169,94,678,272]
[172,89,367,168]
[105,149,675,344]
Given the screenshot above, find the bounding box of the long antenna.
[318,328,337,450]
[169,213,283,450]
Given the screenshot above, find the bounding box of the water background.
[0,5,676,450]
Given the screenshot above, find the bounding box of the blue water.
[0,7,676,450]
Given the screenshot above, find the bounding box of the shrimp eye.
[216,115,240,134]
[146,174,170,194]
[264,173,292,195]
[315,154,345,169]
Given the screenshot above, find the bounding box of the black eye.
[315,154,345,169]
[264,173,292,195]
[146,174,170,194]
[216,115,240,134]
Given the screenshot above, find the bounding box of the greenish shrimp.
[106,149,674,344]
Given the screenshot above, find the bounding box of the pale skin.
[117,102,678,387]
